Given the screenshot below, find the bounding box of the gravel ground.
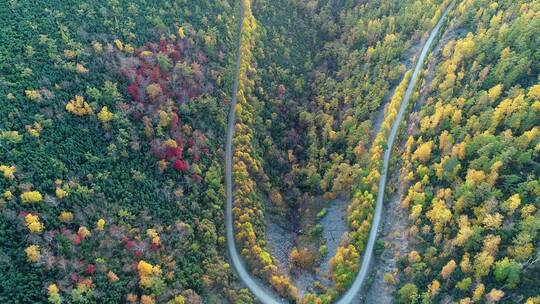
[264,208,297,273]
[293,198,349,296]
[362,191,408,304]
[319,198,349,275]
[264,197,350,296]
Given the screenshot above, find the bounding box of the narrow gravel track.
[225,2,455,304]
[225,2,285,303]
[335,3,455,303]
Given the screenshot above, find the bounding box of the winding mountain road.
[225,2,287,304]
[225,2,455,303]
[335,3,455,302]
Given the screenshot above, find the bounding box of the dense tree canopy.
[1,0,538,303]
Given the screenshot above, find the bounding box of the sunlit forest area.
[0,0,538,303]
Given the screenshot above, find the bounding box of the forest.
[0,0,538,303]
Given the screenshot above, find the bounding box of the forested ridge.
[1,0,538,303]
[394,1,540,303]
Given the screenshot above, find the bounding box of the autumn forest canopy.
[0,0,539,304]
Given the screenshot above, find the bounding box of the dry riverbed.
[264,196,349,296]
